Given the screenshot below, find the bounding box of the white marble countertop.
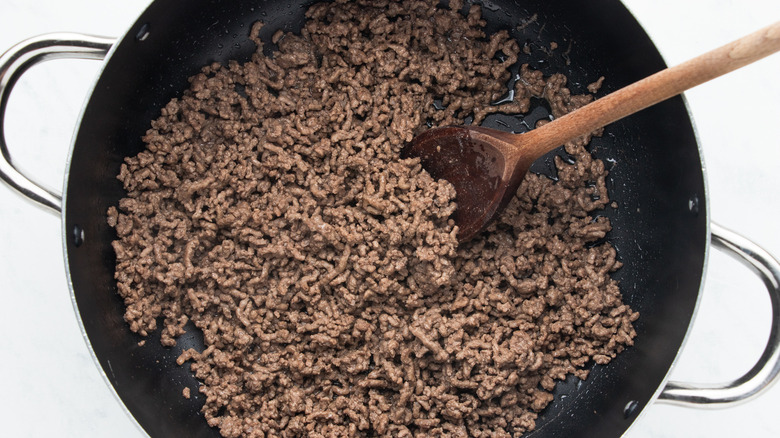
[1,0,779,436]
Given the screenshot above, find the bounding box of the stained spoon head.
[401,126,530,242]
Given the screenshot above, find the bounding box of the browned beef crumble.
[107,1,638,436]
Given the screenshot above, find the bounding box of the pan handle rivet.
[136,23,151,42]
[623,400,640,419]
[72,225,84,248]
[688,194,700,215]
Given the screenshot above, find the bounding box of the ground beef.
[108,1,638,436]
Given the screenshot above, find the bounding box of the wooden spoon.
[402,21,780,242]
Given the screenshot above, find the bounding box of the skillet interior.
[63,0,707,436]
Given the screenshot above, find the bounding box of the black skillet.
[1,0,779,437]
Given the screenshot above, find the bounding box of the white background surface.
[1,0,779,436]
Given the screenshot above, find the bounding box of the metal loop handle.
[0,33,114,214]
[659,222,780,407]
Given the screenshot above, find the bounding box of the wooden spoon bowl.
[402,126,533,240]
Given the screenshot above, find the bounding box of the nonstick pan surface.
[67,1,708,434]
[1,0,779,437]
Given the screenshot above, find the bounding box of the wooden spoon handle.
[522,20,780,158]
